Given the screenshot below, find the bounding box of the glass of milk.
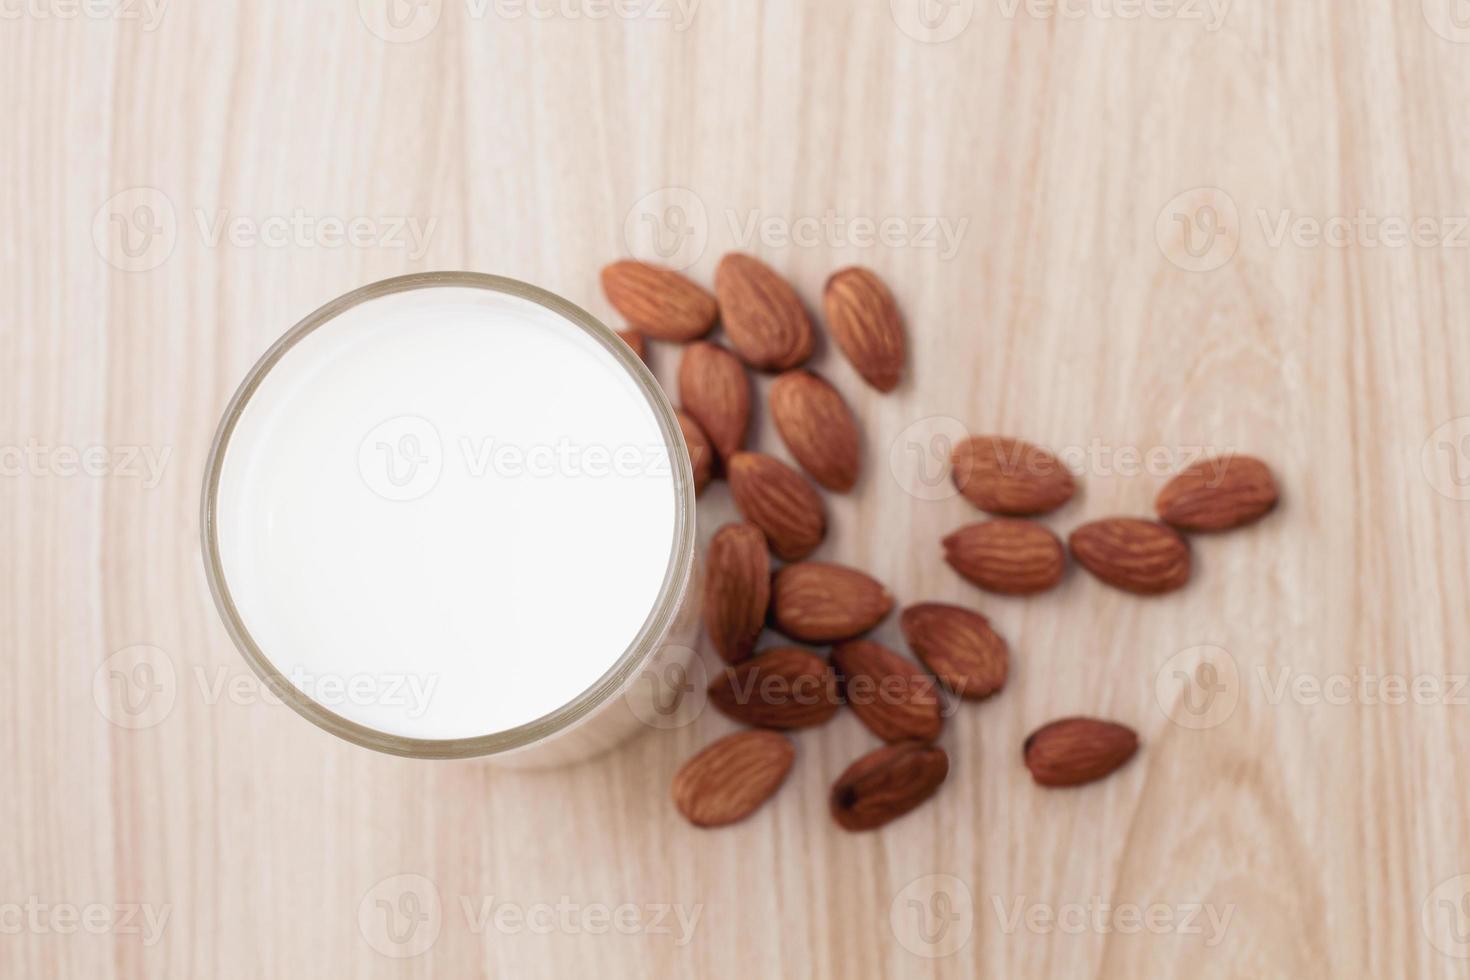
[201,273,698,766]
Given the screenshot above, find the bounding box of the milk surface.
[214,285,678,741]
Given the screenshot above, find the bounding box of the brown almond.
[727,452,827,562]
[830,742,949,831]
[616,329,648,362]
[822,267,905,392]
[1069,518,1190,595]
[900,603,1008,700]
[770,562,893,643]
[714,253,814,371]
[1157,455,1279,532]
[672,730,795,827]
[678,342,750,464]
[943,519,1066,595]
[1023,717,1139,787]
[601,260,717,342]
[831,640,944,743]
[703,523,771,664]
[768,370,861,492]
[951,436,1076,515]
[675,410,713,496]
[708,647,841,730]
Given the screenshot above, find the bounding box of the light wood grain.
[5,1,1470,976]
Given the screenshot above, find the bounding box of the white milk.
[210,282,682,746]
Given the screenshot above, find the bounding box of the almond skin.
[768,370,861,492]
[616,329,648,362]
[727,452,827,562]
[830,742,949,831]
[831,640,944,744]
[708,646,841,729]
[673,730,795,827]
[1023,717,1139,787]
[678,342,750,465]
[703,523,770,664]
[675,410,713,496]
[771,562,894,643]
[1069,518,1190,595]
[943,519,1066,595]
[714,253,814,371]
[1157,455,1279,532]
[822,267,905,392]
[601,260,717,342]
[951,436,1076,516]
[900,603,1008,700]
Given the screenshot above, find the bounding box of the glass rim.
[199,271,697,759]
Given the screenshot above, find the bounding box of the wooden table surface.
[6,1,1470,976]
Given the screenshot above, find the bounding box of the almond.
[601,260,717,342]
[1157,455,1279,532]
[770,562,894,644]
[616,329,648,362]
[831,640,944,743]
[1068,518,1190,595]
[708,646,841,729]
[830,742,949,831]
[703,523,771,664]
[822,267,905,392]
[768,370,861,492]
[678,341,750,464]
[727,452,827,561]
[714,253,814,371]
[676,410,713,496]
[900,603,1008,700]
[1023,717,1139,787]
[672,730,795,827]
[951,436,1076,516]
[943,519,1066,595]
